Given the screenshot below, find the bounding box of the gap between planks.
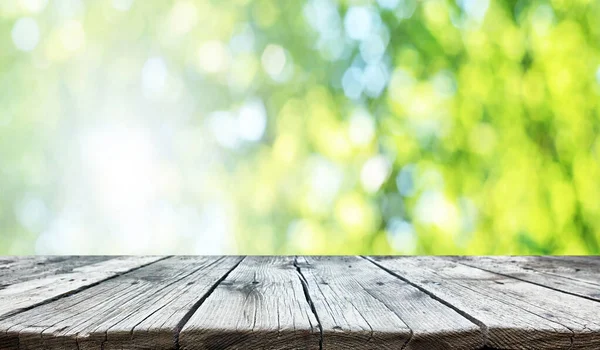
[0,256,172,321]
[2,256,318,350]
[367,256,600,349]
[294,256,484,350]
[173,256,246,349]
[3,256,484,350]
[451,256,600,304]
[1,257,246,350]
[362,256,490,346]
[365,255,600,348]
[8,256,594,349]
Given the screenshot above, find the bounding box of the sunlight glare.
[80,123,159,214]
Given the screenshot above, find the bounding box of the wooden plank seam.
[95,256,242,350]
[356,282,415,350]
[454,258,600,304]
[173,256,247,350]
[4,256,600,349]
[367,257,600,349]
[0,256,172,322]
[362,256,490,346]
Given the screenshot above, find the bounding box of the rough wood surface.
[453,256,600,302]
[0,256,164,319]
[1,256,600,350]
[0,256,241,350]
[179,256,321,350]
[370,256,600,350]
[0,256,109,287]
[297,256,483,350]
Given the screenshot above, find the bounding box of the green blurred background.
[1,0,600,255]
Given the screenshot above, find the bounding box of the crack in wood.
[293,257,323,350]
[3,256,600,349]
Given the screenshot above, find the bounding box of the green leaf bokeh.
[1,0,600,254]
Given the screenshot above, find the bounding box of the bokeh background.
[1,0,600,255]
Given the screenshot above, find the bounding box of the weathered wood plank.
[0,256,164,319]
[2,256,600,350]
[369,256,600,350]
[542,256,600,284]
[179,256,321,350]
[452,256,600,302]
[297,256,483,350]
[0,256,109,288]
[547,256,600,264]
[0,256,242,350]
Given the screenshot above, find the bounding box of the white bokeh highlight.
[12,17,40,52]
[360,155,391,193]
[142,57,168,98]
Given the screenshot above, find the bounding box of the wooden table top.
[0,256,599,349]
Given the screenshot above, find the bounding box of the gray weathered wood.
[179,256,321,350]
[453,256,600,302]
[547,256,600,264]
[0,256,109,288]
[0,256,164,319]
[2,256,600,350]
[369,256,600,349]
[297,256,483,350]
[0,256,241,350]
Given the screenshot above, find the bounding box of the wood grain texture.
[0,256,241,350]
[179,256,321,350]
[0,256,109,288]
[546,256,600,264]
[0,256,164,319]
[297,256,483,350]
[452,256,600,302]
[370,256,600,350]
[1,256,600,350]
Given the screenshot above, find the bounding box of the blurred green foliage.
[1,0,600,255]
